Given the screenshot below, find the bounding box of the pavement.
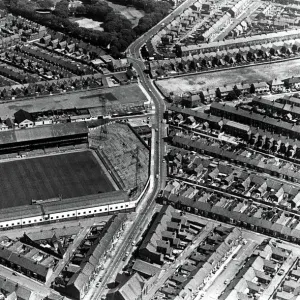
[202,240,258,300]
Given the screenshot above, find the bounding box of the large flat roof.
[0,84,147,119]
[0,122,88,146]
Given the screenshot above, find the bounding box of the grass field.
[105,1,144,27]
[70,18,104,31]
[0,150,115,209]
[156,59,300,96]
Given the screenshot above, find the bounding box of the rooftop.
[0,122,88,146]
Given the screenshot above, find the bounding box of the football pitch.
[0,151,115,209]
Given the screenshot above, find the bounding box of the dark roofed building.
[14,109,34,128]
[132,259,161,279]
[106,272,145,300]
[0,245,53,282]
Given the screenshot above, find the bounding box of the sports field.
[156,59,300,96]
[0,150,115,209]
[71,18,104,31]
[105,1,144,27]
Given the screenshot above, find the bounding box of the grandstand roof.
[0,190,128,222]
[0,122,88,146]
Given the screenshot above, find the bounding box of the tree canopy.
[6,0,171,58]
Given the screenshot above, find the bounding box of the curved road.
[89,2,199,299]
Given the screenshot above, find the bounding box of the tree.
[250,83,255,94]
[199,91,205,103]
[75,5,86,16]
[233,85,241,97]
[110,45,120,58]
[53,0,69,18]
[226,90,238,101]
[37,0,54,9]
[216,88,222,99]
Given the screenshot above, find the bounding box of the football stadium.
[0,121,144,230]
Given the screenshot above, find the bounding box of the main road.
[88,1,198,299]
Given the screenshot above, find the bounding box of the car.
[131,240,136,246]
[278,269,285,275]
[148,88,151,92]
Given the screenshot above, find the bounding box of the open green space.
[105,1,144,27]
[0,150,115,209]
[156,59,300,96]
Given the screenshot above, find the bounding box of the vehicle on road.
[132,240,136,246]
[278,269,285,275]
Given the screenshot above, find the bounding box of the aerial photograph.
[0,0,300,299]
